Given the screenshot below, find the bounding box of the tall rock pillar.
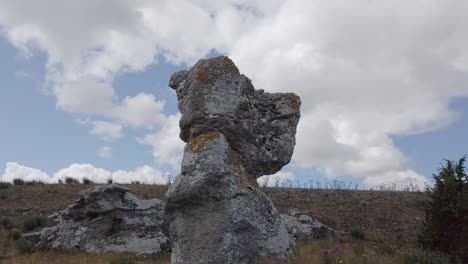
[165,56,301,264]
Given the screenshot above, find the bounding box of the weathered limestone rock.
[23,185,170,255]
[169,56,300,178]
[280,210,332,245]
[166,56,301,263]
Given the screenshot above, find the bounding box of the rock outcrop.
[23,185,170,255]
[280,210,332,245]
[166,56,301,263]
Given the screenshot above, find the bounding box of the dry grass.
[4,251,170,264]
[0,184,430,263]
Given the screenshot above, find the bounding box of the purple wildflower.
[332,244,340,254]
[320,249,329,256]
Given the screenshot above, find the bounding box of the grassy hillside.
[1,184,442,263]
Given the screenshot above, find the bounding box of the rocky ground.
[0,184,427,242]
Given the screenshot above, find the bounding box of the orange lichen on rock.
[282,93,301,112]
[187,131,222,154]
[288,119,298,128]
[194,56,240,83]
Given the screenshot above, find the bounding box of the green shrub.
[0,217,13,229]
[350,229,366,241]
[131,181,141,185]
[0,181,11,189]
[13,178,25,185]
[402,248,449,264]
[419,157,468,262]
[82,178,93,184]
[64,177,79,184]
[23,216,46,231]
[16,241,35,254]
[25,180,45,186]
[9,229,22,240]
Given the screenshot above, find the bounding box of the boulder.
[23,184,170,255]
[166,56,301,264]
[280,209,332,245]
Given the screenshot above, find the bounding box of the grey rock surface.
[166,56,301,264]
[280,209,332,245]
[169,56,301,178]
[23,184,170,255]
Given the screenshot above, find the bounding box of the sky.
[0,0,467,189]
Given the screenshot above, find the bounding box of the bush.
[9,229,22,240]
[402,248,449,264]
[82,178,93,185]
[350,229,366,241]
[418,157,468,262]
[25,180,45,186]
[64,177,79,184]
[131,181,141,185]
[13,178,25,185]
[16,241,35,254]
[23,216,46,231]
[107,178,113,184]
[0,217,13,229]
[0,181,11,190]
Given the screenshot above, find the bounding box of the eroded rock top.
[169,56,301,178]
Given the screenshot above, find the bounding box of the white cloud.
[97,146,112,159]
[362,170,430,191]
[257,171,296,187]
[0,162,169,184]
[1,1,468,186]
[115,93,167,128]
[54,78,116,115]
[138,113,184,171]
[53,164,111,183]
[111,165,168,185]
[229,1,468,183]
[90,121,123,141]
[0,162,51,183]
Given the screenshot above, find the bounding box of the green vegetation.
[9,229,22,240]
[13,178,25,185]
[0,217,13,229]
[109,255,135,264]
[64,177,79,184]
[23,216,46,231]
[25,180,45,186]
[16,241,36,254]
[0,181,11,189]
[82,178,93,184]
[418,156,468,263]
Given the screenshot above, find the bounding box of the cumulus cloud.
[257,171,296,187]
[138,113,185,171]
[97,146,112,159]
[0,162,50,183]
[0,162,168,184]
[1,1,468,186]
[229,1,468,184]
[90,121,123,141]
[115,93,167,128]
